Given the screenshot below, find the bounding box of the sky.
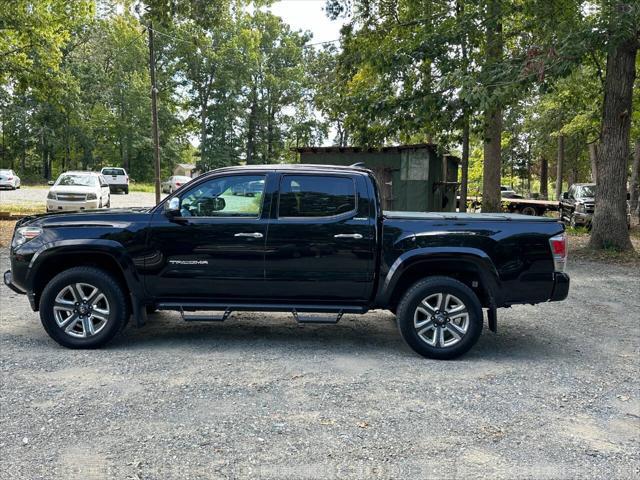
[268,0,346,45]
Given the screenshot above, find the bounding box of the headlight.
[86,193,97,200]
[575,203,585,213]
[13,226,43,247]
[47,191,56,200]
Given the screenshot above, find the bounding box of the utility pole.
[148,21,161,204]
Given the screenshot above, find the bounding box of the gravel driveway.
[0,186,163,210]
[0,250,638,479]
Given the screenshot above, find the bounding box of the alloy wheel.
[53,283,110,338]
[413,293,469,348]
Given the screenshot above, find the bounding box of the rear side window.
[102,168,125,176]
[278,175,356,218]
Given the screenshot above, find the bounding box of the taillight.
[125,176,129,183]
[549,233,567,272]
[7,176,13,180]
[176,183,182,186]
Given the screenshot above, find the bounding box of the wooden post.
[148,21,161,205]
[555,134,564,201]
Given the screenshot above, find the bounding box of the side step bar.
[179,307,232,322]
[292,309,343,324]
[156,302,366,323]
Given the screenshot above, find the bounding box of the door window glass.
[278,175,356,218]
[180,175,265,217]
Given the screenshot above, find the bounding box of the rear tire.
[396,276,483,360]
[39,267,129,349]
[124,186,129,194]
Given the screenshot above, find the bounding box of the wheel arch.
[378,248,501,311]
[27,241,143,311]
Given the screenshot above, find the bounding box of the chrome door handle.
[234,232,263,239]
[334,233,363,239]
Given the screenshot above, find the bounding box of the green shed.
[295,144,459,212]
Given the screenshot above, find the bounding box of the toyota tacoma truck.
[4,164,570,359]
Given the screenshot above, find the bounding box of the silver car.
[0,169,21,189]
[161,175,192,194]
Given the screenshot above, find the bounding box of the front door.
[144,173,270,300]
[263,173,376,303]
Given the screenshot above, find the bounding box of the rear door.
[263,173,375,303]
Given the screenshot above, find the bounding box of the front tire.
[396,276,483,360]
[39,267,129,349]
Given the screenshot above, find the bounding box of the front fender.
[27,239,145,299]
[376,247,502,307]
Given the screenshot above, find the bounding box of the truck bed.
[383,211,557,222]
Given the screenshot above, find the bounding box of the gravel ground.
[0,186,163,210]
[0,250,639,479]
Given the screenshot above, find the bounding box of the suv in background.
[100,167,129,194]
[46,171,111,212]
[560,183,596,228]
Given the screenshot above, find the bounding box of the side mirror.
[48,181,54,186]
[164,197,180,216]
[211,197,226,212]
[562,192,569,200]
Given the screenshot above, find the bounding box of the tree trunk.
[459,112,469,212]
[589,35,636,251]
[200,103,207,165]
[481,0,503,213]
[540,156,548,199]
[555,135,564,200]
[630,138,639,223]
[588,143,598,183]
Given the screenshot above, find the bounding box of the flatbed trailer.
[466,196,559,216]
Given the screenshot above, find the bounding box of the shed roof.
[294,143,437,154]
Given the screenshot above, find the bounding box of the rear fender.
[377,247,502,307]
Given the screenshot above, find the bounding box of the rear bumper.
[550,272,570,301]
[3,270,26,295]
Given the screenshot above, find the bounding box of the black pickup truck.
[4,164,570,359]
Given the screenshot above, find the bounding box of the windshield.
[576,185,595,198]
[55,174,98,187]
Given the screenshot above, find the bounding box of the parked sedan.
[161,175,192,194]
[46,171,111,212]
[0,169,21,189]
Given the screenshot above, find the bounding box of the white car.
[100,167,129,194]
[0,169,21,189]
[161,175,192,194]
[46,171,111,212]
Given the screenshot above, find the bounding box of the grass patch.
[129,183,156,193]
[0,203,45,215]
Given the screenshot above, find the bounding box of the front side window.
[278,175,356,218]
[180,175,265,217]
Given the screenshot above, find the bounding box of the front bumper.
[46,199,100,212]
[550,272,570,301]
[4,270,26,295]
[572,212,592,226]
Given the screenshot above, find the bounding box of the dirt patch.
[0,220,16,247]
[568,226,640,267]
